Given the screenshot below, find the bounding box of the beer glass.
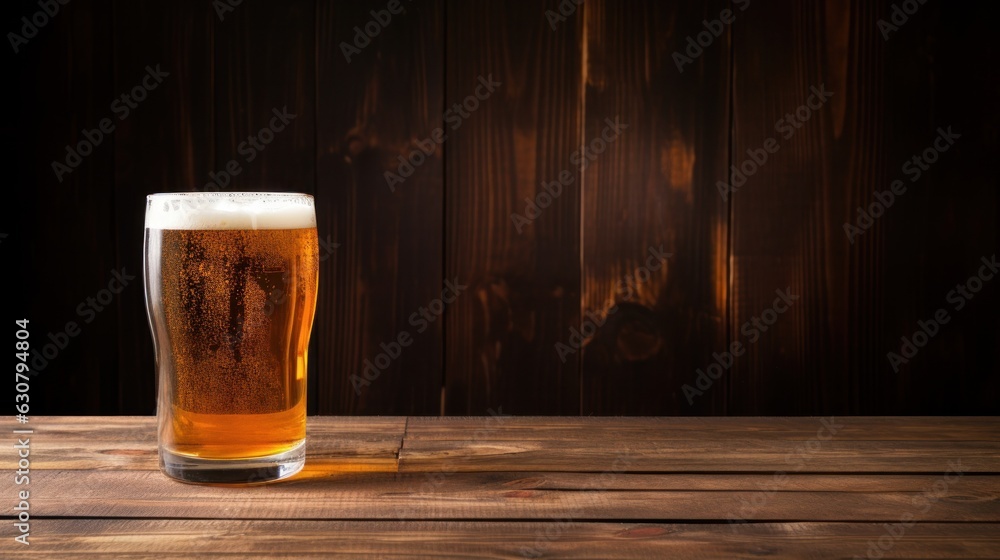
[143,192,318,483]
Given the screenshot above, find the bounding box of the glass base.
[159,441,305,484]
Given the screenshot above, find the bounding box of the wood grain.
[580,0,731,415]
[16,416,405,470]
[212,0,315,194]
[23,469,1000,521]
[874,1,1000,415]
[402,415,1000,441]
[396,416,1000,473]
[444,0,583,414]
[14,416,999,472]
[314,0,444,415]
[18,520,1000,559]
[728,0,857,415]
[727,0,1000,416]
[399,439,1000,473]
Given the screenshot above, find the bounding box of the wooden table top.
[5,416,999,558]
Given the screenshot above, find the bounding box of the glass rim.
[147,192,313,201]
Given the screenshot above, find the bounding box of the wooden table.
[5,416,999,558]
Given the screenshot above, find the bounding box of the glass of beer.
[143,192,318,484]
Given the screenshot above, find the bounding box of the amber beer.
[143,193,318,483]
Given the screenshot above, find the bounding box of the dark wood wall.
[5,0,997,416]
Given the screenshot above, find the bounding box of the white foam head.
[145,192,316,230]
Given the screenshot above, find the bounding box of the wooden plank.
[444,0,583,414]
[728,0,858,414]
[111,1,214,415]
[10,416,1000,472]
[11,416,405,471]
[21,520,1000,558]
[213,0,315,193]
[873,1,1000,415]
[18,470,1000,521]
[314,0,444,415]
[727,0,1000,416]
[480,472,1000,493]
[12,0,117,415]
[399,417,998,475]
[400,439,999,473]
[403,416,1000,441]
[842,0,899,416]
[580,0,730,415]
